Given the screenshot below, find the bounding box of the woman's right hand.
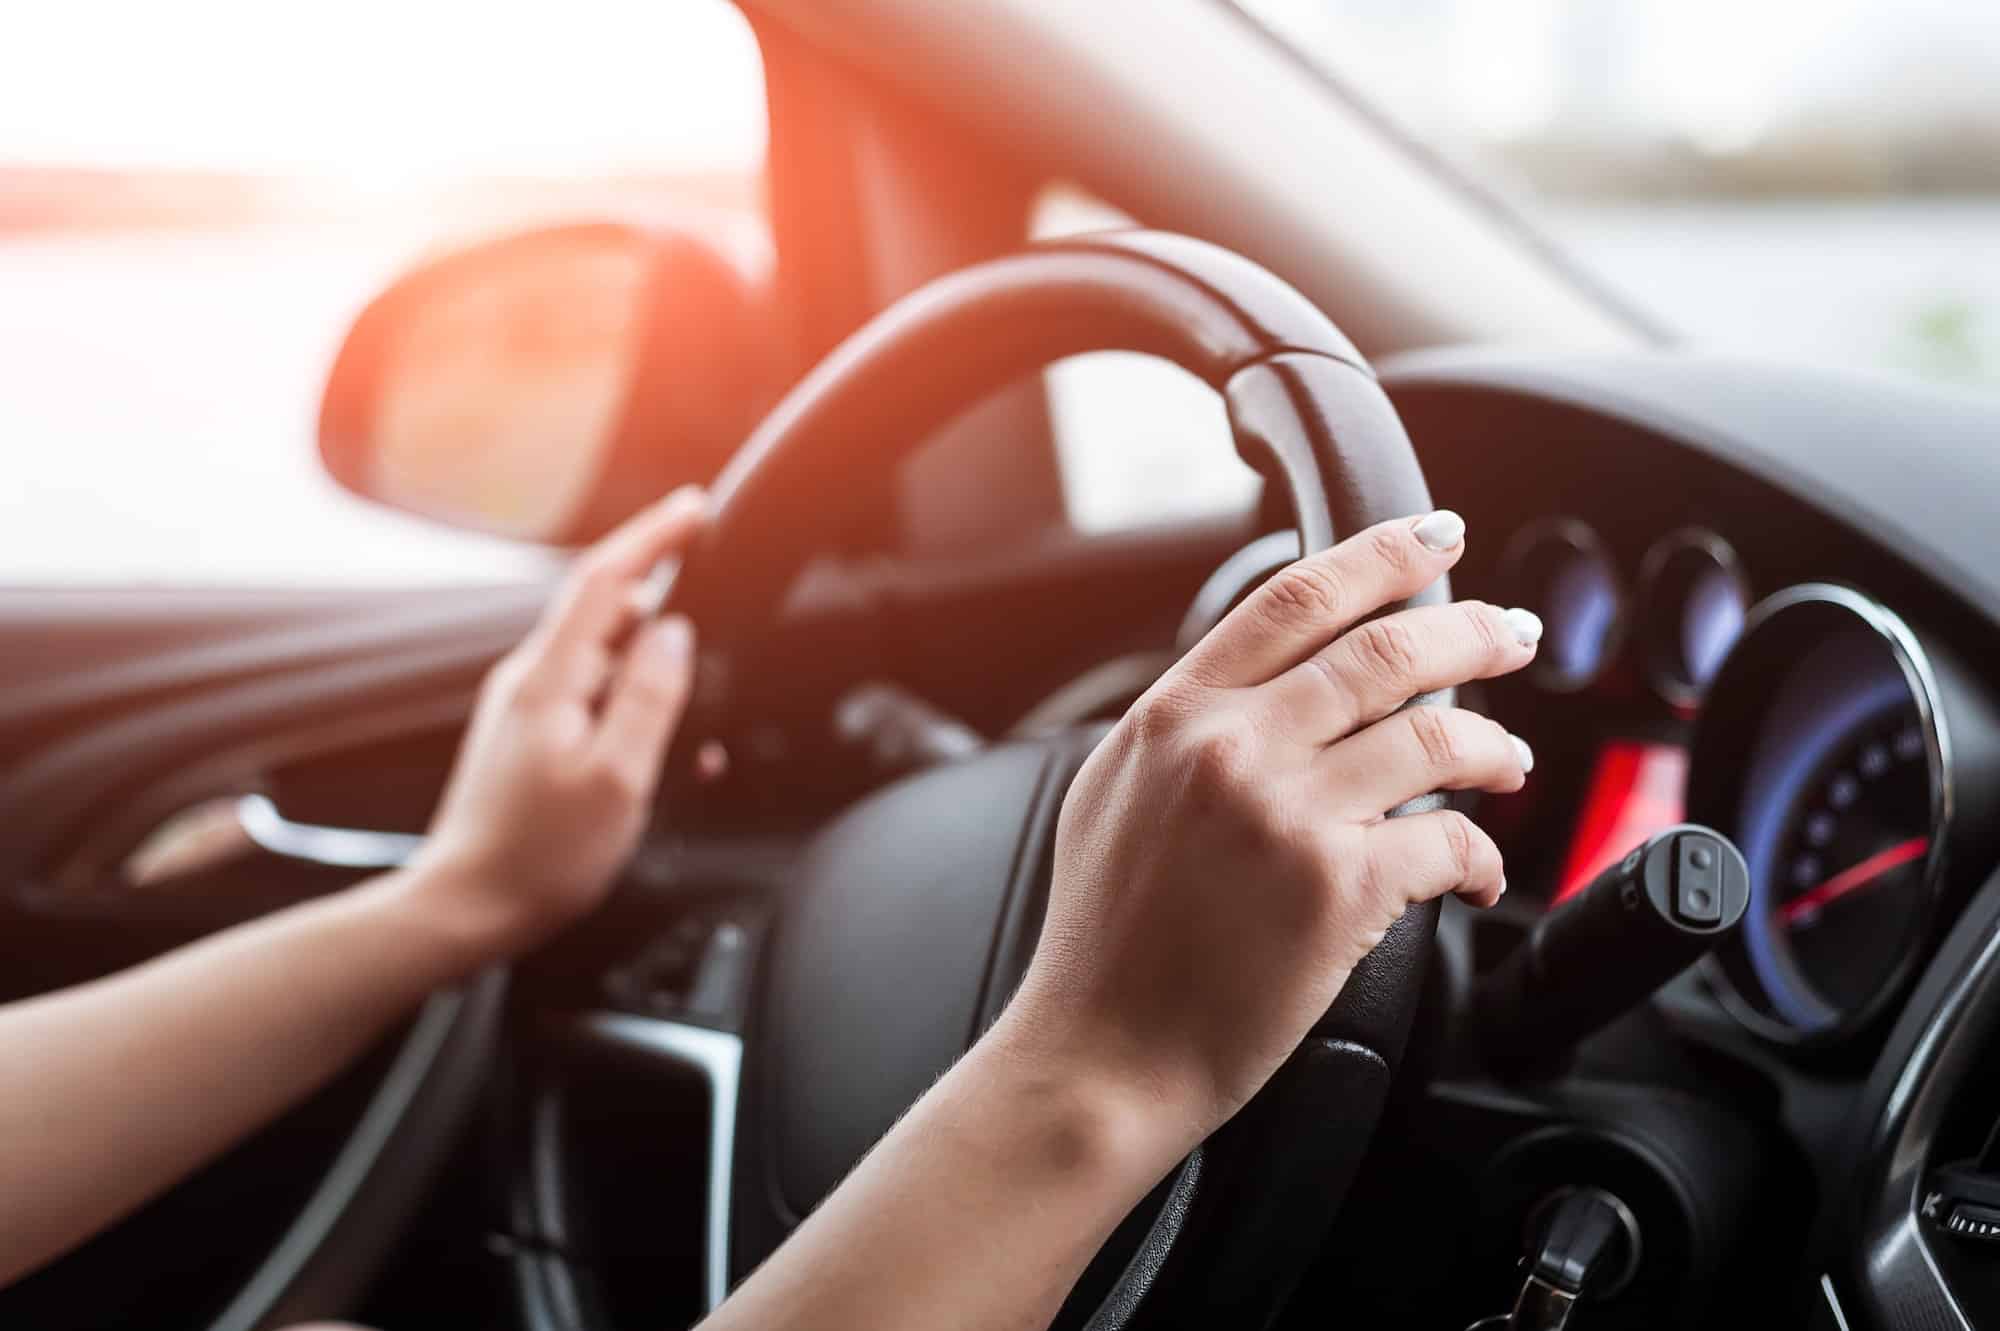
[1003,510,1542,1156]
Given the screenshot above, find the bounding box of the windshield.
[1241,0,2000,390]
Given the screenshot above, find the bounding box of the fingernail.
[664,485,709,515]
[1497,875,1508,897]
[1503,607,1544,646]
[1510,733,1535,774]
[649,615,693,663]
[625,558,680,618]
[1412,509,1466,552]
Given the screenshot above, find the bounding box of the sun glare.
[0,0,766,178]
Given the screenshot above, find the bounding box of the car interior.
[5,1,2000,1328]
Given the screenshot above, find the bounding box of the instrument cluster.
[1497,519,1973,1049]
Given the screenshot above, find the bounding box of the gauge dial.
[1502,520,1624,692]
[1638,530,1749,707]
[1688,585,1949,1044]
[1752,704,1932,1029]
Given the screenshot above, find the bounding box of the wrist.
[376,851,533,977]
[971,1000,1207,1194]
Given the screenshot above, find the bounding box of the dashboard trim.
[571,1013,743,1314]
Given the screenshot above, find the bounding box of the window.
[1238,0,2000,390]
[0,0,767,585]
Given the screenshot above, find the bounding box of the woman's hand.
[412,487,708,955]
[1003,510,1541,1157]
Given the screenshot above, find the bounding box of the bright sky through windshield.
[0,0,766,178]
[1246,0,1999,153]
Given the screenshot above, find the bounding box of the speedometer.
[1751,703,1932,1030]
[1688,585,1954,1044]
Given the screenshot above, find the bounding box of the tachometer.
[1688,585,1953,1044]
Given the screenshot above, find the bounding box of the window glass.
[1239,0,2000,390]
[1033,186,1261,534]
[0,0,767,585]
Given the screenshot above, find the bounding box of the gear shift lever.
[1472,824,1749,1078]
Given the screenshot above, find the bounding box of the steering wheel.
[666,230,1451,1327]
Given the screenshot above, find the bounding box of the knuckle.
[1186,721,1254,792]
[1437,810,1482,879]
[1261,558,1347,626]
[1463,602,1509,659]
[1344,835,1394,912]
[485,651,535,702]
[1299,649,1352,712]
[1125,688,1186,747]
[585,752,644,802]
[1351,617,1423,694]
[1365,522,1419,581]
[1405,706,1464,772]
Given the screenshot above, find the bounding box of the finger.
[1318,706,1531,820]
[536,487,709,663]
[1176,511,1467,690]
[1359,809,1507,912]
[1264,600,1542,745]
[592,614,697,797]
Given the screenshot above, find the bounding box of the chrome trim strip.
[574,1013,743,1312]
[236,793,424,870]
[207,977,502,1331]
[1818,1274,1852,1331]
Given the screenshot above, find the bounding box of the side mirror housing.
[319,221,771,544]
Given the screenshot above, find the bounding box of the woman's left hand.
[413,487,708,955]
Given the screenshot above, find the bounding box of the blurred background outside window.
[1,0,767,584]
[1246,0,2000,382]
[5,2,1995,575]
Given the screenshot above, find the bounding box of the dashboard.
[22,343,1992,1330]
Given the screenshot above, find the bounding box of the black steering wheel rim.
[668,230,1450,1328]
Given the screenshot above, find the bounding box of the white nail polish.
[1503,607,1544,647]
[651,615,694,662]
[1412,509,1466,552]
[1510,734,1535,774]
[625,558,681,618]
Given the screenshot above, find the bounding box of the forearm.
[702,1009,1195,1331]
[0,860,495,1286]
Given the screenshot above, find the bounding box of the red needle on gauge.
[1778,836,1930,927]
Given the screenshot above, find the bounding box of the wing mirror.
[318,222,773,544]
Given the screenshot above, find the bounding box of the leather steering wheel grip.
[675,230,1432,634]
[666,231,1445,1329]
